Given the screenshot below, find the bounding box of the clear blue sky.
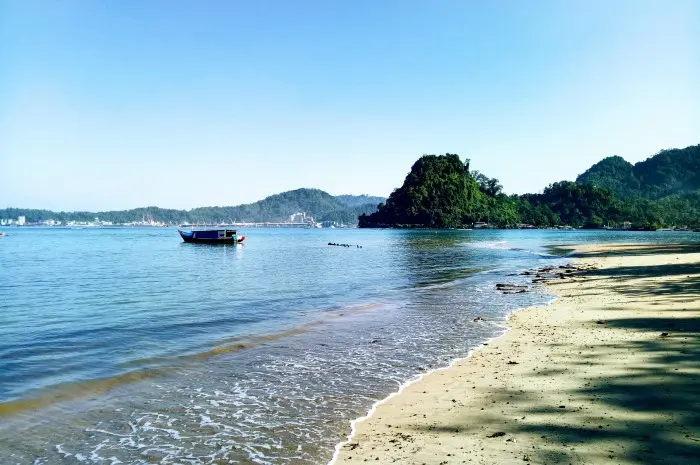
[1,0,699,211]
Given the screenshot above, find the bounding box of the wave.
[0,302,387,417]
[471,240,557,258]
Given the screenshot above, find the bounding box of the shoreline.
[327,323,511,465]
[328,271,564,465]
[332,243,700,464]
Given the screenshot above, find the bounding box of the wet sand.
[332,243,700,464]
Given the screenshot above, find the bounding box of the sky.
[1,0,699,211]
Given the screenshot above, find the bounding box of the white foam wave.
[471,240,558,258]
[473,240,509,249]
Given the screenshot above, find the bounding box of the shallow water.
[0,227,696,464]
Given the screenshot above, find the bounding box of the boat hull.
[178,229,242,244]
[181,235,236,244]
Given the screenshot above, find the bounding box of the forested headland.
[359,144,700,229]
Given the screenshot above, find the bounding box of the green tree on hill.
[577,144,700,199]
[576,156,640,198]
[359,154,484,228]
[526,181,616,228]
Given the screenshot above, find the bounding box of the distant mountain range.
[0,190,387,225]
[5,143,699,229]
[333,194,387,208]
[576,144,700,199]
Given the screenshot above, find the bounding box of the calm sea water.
[0,227,697,464]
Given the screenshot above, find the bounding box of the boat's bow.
[178,230,194,242]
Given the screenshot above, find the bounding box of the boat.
[178,228,245,244]
[0,232,6,237]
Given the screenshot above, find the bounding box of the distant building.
[623,221,632,230]
[289,212,308,223]
[17,216,26,226]
[474,222,488,229]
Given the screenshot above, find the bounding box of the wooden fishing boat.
[178,229,245,244]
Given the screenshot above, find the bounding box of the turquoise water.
[0,227,697,464]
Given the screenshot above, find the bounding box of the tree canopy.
[359,154,483,228]
[577,144,700,199]
[359,145,700,229]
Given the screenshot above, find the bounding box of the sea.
[0,227,697,465]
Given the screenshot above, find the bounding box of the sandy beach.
[332,243,700,464]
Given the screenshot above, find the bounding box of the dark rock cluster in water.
[522,264,598,283]
[495,283,529,294]
[496,264,599,295]
[328,242,362,248]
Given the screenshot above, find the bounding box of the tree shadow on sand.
[560,242,700,259]
[573,259,700,304]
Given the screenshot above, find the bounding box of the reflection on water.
[397,231,487,289]
[0,228,696,463]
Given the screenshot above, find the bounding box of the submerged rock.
[495,283,528,290]
[496,283,529,294]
